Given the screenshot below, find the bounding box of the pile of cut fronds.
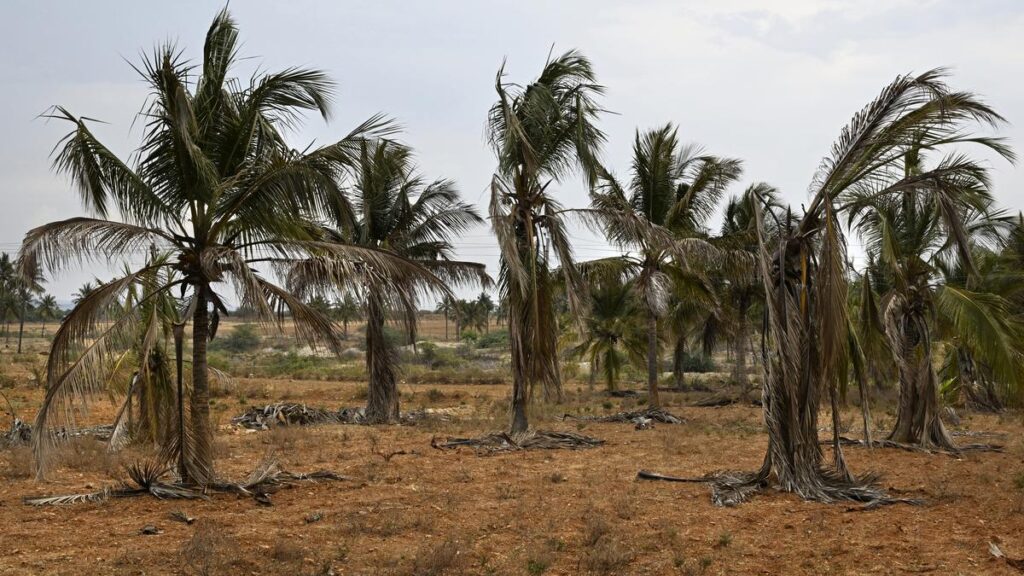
[432,430,604,453]
[563,407,685,424]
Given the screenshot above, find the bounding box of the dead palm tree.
[19,8,405,483]
[682,69,1013,505]
[487,50,605,432]
[847,145,1023,448]
[310,141,487,423]
[584,124,740,406]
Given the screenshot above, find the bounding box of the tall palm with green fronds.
[311,141,487,424]
[487,49,606,432]
[566,276,645,392]
[19,9,404,483]
[847,145,1023,448]
[586,124,740,406]
[334,293,361,339]
[0,254,17,342]
[37,294,61,337]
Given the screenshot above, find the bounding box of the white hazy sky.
[1,1,1021,304]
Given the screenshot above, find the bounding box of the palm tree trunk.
[189,290,214,484]
[647,311,660,408]
[889,316,955,449]
[444,313,448,341]
[509,294,529,433]
[364,293,400,424]
[673,337,686,390]
[16,300,26,354]
[173,323,188,483]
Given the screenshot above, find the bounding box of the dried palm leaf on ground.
[606,390,641,398]
[431,430,604,453]
[636,469,921,510]
[231,403,352,429]
[5,422,114,447]
[990,542,1024,572]
[25,461,206,506]
[562,407,685,425]
[828,435,1003,455]
[24,456,346,507]
[3,418,32,447]
[232,403,452,430]
[689,394,759,408]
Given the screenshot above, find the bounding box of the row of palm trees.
[19,10,1023,505]
[0,253,61,350]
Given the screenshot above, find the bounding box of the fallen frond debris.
[689,394,760,408]
[562,408,685,426]
[990,542,1024,572]
[24,456,347,507]
[828,436,1003,455]
[636,469,922,510]
[432,430,604,453]
[231,403,451,430]
[231,403,358,429]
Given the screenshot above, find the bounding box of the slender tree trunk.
[673,337,687,391]
[40,321,45,338]
[587,357,597,391]
[364,293,400,424]
[730,299,750,388]
[173,323,189,483]
[343,318,349,339]
[509,277,529,432]
[443,314,448,341]
[16,301,26,354]
[189,290,214,484]
[646,311,660,408]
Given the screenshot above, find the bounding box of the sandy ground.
[1,331,1024,575]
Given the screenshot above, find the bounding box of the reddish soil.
[2,345,1024,575]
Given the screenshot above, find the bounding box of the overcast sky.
[1,0,1021,304]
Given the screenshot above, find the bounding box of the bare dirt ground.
[2,329,1024,575]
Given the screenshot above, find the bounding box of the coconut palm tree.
[584,124,740,407]
[334,293,361,339]
[688,69,1014,505]
[476,292,495,334]
[847,144,1024,448]
[310,140,487,424]
[566,276,645,392]
[37,294,61,337]
[72,281,96,306]
[435,295,456,340]
[486,49,605,432]
[0,254,16,343]
[19,8,405,483]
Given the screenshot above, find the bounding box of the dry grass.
[411,537,464,576]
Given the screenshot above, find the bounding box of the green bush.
[211,324,261,354]
[677,352,716,373]
[475,329,509,349]
[418,342,462,369]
